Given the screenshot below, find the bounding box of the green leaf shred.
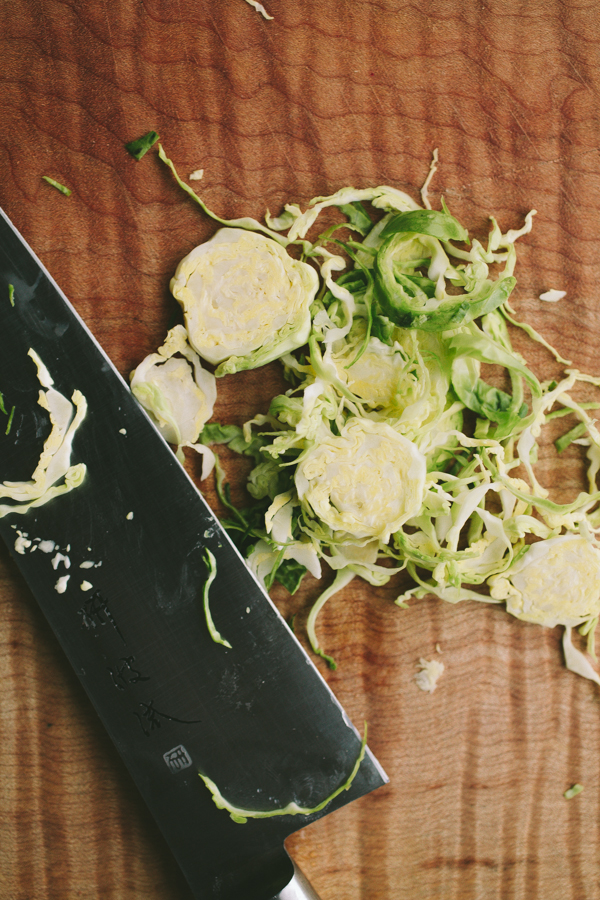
[42,176,72,196]
[5,405,15,436]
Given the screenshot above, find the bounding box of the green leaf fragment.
[338,201,373,236]
[5,406,15,436]
[202,548,232,648]
[199,723,368,824]
[274,557,307,594]
[201,423,246,446]
[125,130,160,160]
[8,284,15,307]
[379,208,468,243]
[564,783,583,799]
[0,391,6,415]
[42,176,72,196]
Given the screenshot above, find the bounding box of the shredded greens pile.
[131,147,600,685]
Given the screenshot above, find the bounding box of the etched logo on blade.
[163,744,193,773]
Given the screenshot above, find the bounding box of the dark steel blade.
[0,207,387,899]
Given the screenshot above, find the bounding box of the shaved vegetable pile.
[132,147,600,685]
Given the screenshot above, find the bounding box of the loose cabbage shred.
[200,723,367,823]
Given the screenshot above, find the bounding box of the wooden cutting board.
[2,2,600,898]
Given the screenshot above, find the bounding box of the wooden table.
[1,2,600,898]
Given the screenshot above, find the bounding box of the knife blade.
[0,207,388,900]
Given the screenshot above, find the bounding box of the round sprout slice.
[170,228,319,375]
[488,535,600,628]
[329,319,450,429]
[295,418,427,542]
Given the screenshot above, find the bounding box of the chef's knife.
[0,207,387,900]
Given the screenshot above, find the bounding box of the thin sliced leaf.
[199,723,368,823]
[306,569,355,670]
[202,548,232,648]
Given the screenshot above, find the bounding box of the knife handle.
[272,859,321,900]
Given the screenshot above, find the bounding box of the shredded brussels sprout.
[148,147,600,688]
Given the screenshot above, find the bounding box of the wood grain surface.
[2,2,600,898]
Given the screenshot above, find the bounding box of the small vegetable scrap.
[0,350,87,518]
[200,723,367,823]
[564,783,584,799]
[539,289,566,303]
[133,146,600,686]
[8,284,15,307]
[243,0,273,20]
[415,657,445,693]
[42,176,72,196]
[125,130,160,161]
